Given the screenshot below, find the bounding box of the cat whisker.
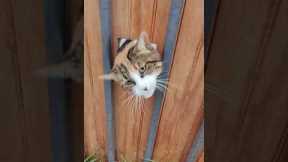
[126,95,134,107]
[134,96,139,114]
[141,97,145,112]
[131,95,136,114]
[157,80,169,84]
[140,97,144,113]
[157,81,169,85]
[156,86,165,92]
[157,83,168,90]
[137,97,140,111]
[157,79,179,90]
[159,71,169,74]
[159,70,169,74]
[157,82,172,89]
[157,75,176,84]
[134,96,138,112]
[157,79,169,84]
[158,73,169,78]
[157,76,169,80]
[135,96,140,114]
[129,96,145,114]
[138,97,142,111]
[161,61,172,66]
[158,85,168,91]
[122,94,133,107]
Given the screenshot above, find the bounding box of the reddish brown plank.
[111,1,133,160]
[151,0,172,54]
[153,0,204,161]
[84,0,107,157]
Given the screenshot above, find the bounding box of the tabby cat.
[101,32,166,99]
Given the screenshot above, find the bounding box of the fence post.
[143,0,186,161]
[99,0,116,161]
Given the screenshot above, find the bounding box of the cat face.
[101,32,163,98]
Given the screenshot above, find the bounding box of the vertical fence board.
[84,0,107,156]
[0,1,25,161]
[137,0,172,160]
[111,0,131,160]
[153,0,204,161]
[234,1,288,161]
[11,0,52,161]
[152,0,172,54]
[144,0,185,160]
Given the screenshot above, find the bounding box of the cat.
[101,32,166,99]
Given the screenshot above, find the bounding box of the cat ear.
[98,72,116,81]
[137,31,149,50]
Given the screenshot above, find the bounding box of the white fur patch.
[151,43,157,49]
[130,73,157,98]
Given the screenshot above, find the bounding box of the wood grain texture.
[234,0,288,161]
[205,0,288,162]
[111,0,172,161]
[197,150,204,162]
[69,82,84,162]
[205,0,288,161]
[153,0,204,161]
[152,0,172,54]
[9,0,52,161]
[111,0,131,160]
[0,1,25,161]
[65,1,83,161]
[84,0,107,156]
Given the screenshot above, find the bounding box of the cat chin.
[143,90,155,99]
[131,87,156,99]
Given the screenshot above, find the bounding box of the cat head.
[101,32,163,98]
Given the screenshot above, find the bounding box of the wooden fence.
[84,0,204,161]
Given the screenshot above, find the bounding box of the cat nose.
[140,72,144,78]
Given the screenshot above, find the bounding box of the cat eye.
[126,80,136,85]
